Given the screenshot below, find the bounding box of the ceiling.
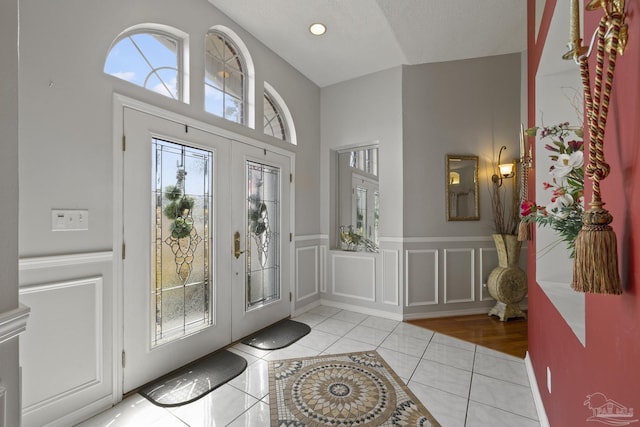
[208,0,528,87]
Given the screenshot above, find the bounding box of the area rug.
[140,349,247,407]
[242,319,311,350]
[268,351,441,426]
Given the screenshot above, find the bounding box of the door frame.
[111,94,295,402]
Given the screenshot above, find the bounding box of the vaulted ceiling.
[208,0,528,87]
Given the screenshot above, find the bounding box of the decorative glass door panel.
[245,160,280,310]
[231,144,291,341]
[122,107,232,393]
[152,138,213,346]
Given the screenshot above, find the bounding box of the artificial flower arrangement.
[520,122,584,257]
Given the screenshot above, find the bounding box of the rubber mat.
[139,349,247,407]
[242,319,311,350]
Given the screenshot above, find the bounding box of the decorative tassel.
[517,220,530,241]
[570,13,623,295]
[571,202,621,294]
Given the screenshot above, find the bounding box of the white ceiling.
[208,0,528,87]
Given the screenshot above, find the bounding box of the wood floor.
[407,313,528,359]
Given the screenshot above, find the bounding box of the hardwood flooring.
[407,313,528,359]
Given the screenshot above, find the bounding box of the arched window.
[263,82,297,144]
[104,24,189,102]
[204,29,249,125]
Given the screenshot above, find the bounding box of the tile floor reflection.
[76,306,540,427]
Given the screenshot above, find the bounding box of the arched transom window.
[263,82,296,145]
[105,26,188,101]
[204,30,246,125]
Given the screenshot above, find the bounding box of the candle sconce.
[563,0,628,62]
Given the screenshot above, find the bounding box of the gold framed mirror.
[446,154,479,221]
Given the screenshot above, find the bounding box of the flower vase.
[487,234,527,321]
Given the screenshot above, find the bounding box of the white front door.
[121,107,293,393]
[122,109,232,393]
[230,143,292,341]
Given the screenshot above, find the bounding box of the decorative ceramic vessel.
[487,234,527,321]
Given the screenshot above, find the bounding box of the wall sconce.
[491,145,515,187]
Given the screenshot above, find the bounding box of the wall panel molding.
[443,248,475,303]
[295,246,318,302]
[331,253,376,302]
[382,249,399,305]
[0,304,30,345]
[320,246,326,293]
[19,277,104,423]
[19,251,113,271]
[405,249,438,306]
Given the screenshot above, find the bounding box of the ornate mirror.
[446,154,479,221]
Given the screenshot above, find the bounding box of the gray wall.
[18,0,321,259]
[402,53,522,237]
[0,0,21,426]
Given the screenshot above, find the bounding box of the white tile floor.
[76,306,540,427]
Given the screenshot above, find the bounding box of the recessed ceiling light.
[309,23,326,36]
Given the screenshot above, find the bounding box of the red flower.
[543,182,553,190]
[520,200,536,217]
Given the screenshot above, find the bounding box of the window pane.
[204,31,246,124]
[152,138,213,346]
[105,32,180,100]
[263,92,288,141]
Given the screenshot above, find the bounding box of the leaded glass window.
[246,160,280,309]
[105,31,183,100]
[152,138,213,346]
[204,31,246,124]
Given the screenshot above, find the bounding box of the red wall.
[528,1,640,426]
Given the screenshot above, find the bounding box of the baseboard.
[525,352,550,427]
[292,299,321,317]
[40,394,112,427]
[319,299,403,321]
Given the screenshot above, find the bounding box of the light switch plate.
[51,209,89,231]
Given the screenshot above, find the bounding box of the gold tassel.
[517,220,530,241]
[571,202,622,294]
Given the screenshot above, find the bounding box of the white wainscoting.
[331,253,376,302]
[295,246,319,302]
[382,249,399,306]
[443,248,475,303]
[479,247,499,301]
[18,252,113,427]
[405,249,439,307]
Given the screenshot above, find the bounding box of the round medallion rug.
[269,351,441,426]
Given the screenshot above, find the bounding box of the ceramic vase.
[487,234,527,321]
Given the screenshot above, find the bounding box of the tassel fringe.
[571,205,622,294]
[517,220,530,241]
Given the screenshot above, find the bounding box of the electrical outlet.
[51,209,89,231]
[547,366,552,393]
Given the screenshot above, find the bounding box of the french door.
[121,108,291,393]
[230,143,291,341]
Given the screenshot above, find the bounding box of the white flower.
[552,152,584,178]
[546,194,575,219]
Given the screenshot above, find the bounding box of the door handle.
[234,231,245,259]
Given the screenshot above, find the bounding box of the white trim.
[320,246,326,293]
[402,306,495,320]
[19,277,104,415]
[40,395,113,427]
[479,247,498,301]
[295,234,329,242]
[405,249,438,306]
[525,352,551,427]
[0,304,30,345]
[0,386,5,427]
[264,81,297,145]
[443,248,475,303]
[320,299,403,321]
[18,252,113,271]
[380,236,494,244]
[295,246,319,302]
[382,249,399,306]
[331,253,376,302]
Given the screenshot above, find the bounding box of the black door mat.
[242,319,311,350]
[139,349,247,407]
